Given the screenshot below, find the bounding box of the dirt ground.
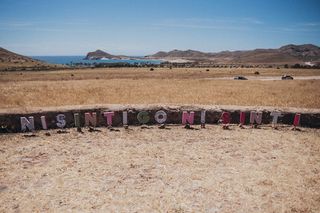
[1,125,319,212]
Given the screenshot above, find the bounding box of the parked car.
[234,76,248,80]
[281,75,294,80]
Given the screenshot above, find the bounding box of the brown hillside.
[147,44,320,64]
[0,47,60,71]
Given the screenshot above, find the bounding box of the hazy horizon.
[1,0,319,56]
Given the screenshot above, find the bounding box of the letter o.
[155,110,167,124]
[137,111,150,124]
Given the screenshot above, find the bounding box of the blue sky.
[0,0,319,56]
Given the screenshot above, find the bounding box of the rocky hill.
[84,50,122,60]
[151,49,209,59]
[147,44,320,65]
[279,44,320,61]
[0,47,59,71]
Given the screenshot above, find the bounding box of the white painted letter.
[250,111,262,125]
[122,111,128,125]
[40,116,47,130]
[270,111,282,125]
[74,113,80,128]
[20,116,35,131]
[155,110,167,124]
[56,114,66,128]
[201,110,206,124]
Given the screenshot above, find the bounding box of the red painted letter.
[293,113,301,127]
[221,112,231,124]
[239,112,246,125]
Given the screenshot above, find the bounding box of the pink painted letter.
[182,111,194,125]
[104,112,114,126]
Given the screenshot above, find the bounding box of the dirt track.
[205,76,320,81]
[1,125,319,212]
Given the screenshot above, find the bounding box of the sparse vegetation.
[0,68,319,109]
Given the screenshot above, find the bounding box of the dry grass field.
[0,60,63,71]
[1,67,320,82]
[0,67,320,109]
[0,125,319,212]
[1,67,319,212]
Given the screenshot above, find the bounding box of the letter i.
[41,116,47,130]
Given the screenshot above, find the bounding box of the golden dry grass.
[0,67,320,82]
[0,78,320,109]
[0,61,41,69]
[0,61,63,70]
[0,67,319,109]
[1,67,320,212]
[0,126,319,212]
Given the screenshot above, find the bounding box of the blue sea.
[31,56,162,65]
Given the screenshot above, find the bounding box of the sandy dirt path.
[205,76,320,81]
[1,125,319,212]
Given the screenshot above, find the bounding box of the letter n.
[250,111,262,125]
[85,112,97,127]
[20,116,35,132]
[182,111,194,125]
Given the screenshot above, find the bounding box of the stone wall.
[0,105,319,133]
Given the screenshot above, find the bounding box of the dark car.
[234,76,248,80]
[281,75,294,80]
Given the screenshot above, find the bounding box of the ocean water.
[31,56,162,65]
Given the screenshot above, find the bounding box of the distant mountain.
[279,44,320,61]
[151,49,210,59]
[84,49,122,60]
[147,44,320,64]
[0,47,58,70]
